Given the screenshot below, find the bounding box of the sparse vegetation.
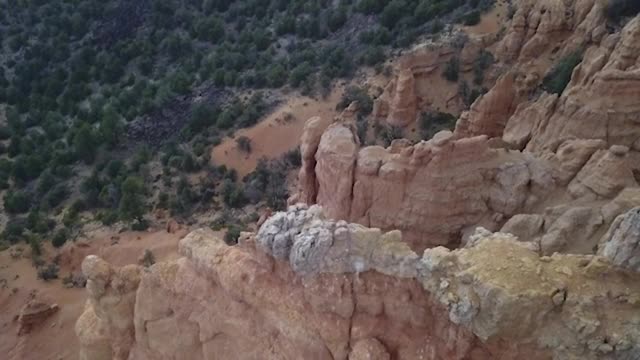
[141,249,156,267]
[443,56,460,82]
[473,50,494,86]
[419,111,457,140]
[118,176,147,227]
[0,0,482,248]
[542,51,583,95]
[606,0,640,22]
[337,86,374,116]
[52,229,69,248]
[236,136,253,153]
[224,226,243,245]
[377,125,405,147]
[37,263,60,281]
[463,10,481,26]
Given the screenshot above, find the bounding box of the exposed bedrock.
[76,206,640,360]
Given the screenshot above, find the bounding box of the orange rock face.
[295,119,553,250]
[516,17,640,154]
[17,295,59,336]
[74,2,640,359]
[372,45,464,128]
[75,209,640,360]
[496,0,606,63]
[454,72,519,139]
[386,68,418,127]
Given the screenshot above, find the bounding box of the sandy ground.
[0,226,191,360]
[464,0,509,36]
[211,0,510,177]
[211,89,344,177]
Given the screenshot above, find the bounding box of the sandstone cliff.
[462,0,640,154]
[294,3,640,255]
[74,3,640,359]
[76,206,640,360]
[294,120,556,250]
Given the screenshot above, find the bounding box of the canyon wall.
[74,2,640,359]
[292,121,556,251]
[294,3,640,253]
[76,205,640,360]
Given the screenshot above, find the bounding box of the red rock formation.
[291,116,333,205]
[166,219,181,234]
[296,119,553,250]
[386,68,418,127]
[454,72,519,139]
[496,0,606,63]
[17,295,59,336]
[75,256,141,360]
[372,45,463,128]
[74,4,640,359]
[516,17,640,153]
[76,208,640,360]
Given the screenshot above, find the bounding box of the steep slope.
[70,3,640,360]
[293,3,640,255]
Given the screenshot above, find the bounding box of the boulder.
[599,207,640,272]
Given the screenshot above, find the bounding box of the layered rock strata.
[296,8,640,253]
[76,206,640,360]
[295,120,558,250]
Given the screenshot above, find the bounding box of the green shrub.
[327,7,348,32]
[419,111,457,140]
[359,28,392,45]
[190,103,218,132]
[43,183,69,208]
[463,10,481,26]
[236,136,252,153]
[131,219,149,231]
[606,0,640,22]
[0,126,11,140]
[224,226,242,245]
[157,193,169,209]
[443,56,460,82]
[194,16,225,42]
[2,218,26,244]
[284,147,302,167]
[119,176,146,223]
[542,51,583,95]
[62,206,80,228]
[141,249,155,267]
[473,50,494,85]
[37,263,59,281]
[73,123,98,164]
[29,234,42,257]
[336,86,373,116]
[357,0,387,14]
[289,62,313,88]
[97,210,119,226]
[4,190,32,214]
[52,228,69,248]
[221,179,246,208]
[362,46,385,66]
[378,125,404,147]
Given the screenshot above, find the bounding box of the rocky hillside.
[0,0,498,265]
[295,0,640,256]
[77,205,640,359]
[71,0,640,359]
